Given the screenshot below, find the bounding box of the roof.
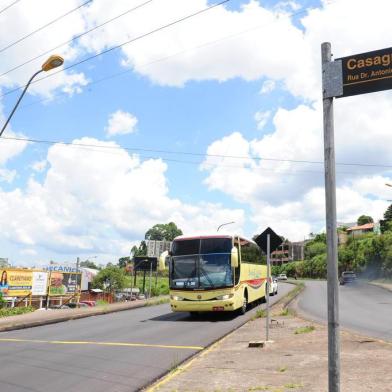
[173,233,256,245]
[347,223,374,232]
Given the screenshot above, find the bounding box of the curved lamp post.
[217,221,235,232]
[0,54,64,137]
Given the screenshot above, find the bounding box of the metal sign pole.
[266,234,270,342]
[322,42,340,392]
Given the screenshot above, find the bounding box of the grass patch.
[144,297,170,307]
[279,307,296,317]
[126,275,169,297]
[251,309,267,320]
[0,306,34,318]
[284,383,303,389]
[278,366,287,372]
[248,387,270,391]
[283,283,304,305]
[294,325,315,335]
[96,299,108,306]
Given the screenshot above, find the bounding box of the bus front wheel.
[239,293,248,315]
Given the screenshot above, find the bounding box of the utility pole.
[266,234,270,342]
[322,42,340,392]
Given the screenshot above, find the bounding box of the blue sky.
[0,0,391,266]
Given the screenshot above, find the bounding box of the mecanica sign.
[338,46,392,97]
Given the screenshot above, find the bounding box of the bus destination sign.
[338,46,392,98]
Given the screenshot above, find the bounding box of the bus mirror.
[231,247,239,268]
[159,251,168,271]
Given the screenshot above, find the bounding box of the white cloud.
[31,160,47,173]
[201,96,392,240]
[254,110,271,130]
[260,80,275,94]
[0,138,244,258]
[105,110,138,137]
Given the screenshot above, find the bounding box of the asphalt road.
[297,280,392,341]
[0,283,292,392]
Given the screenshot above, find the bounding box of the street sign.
[133,256,157,272]
[338,46,392,98]
[254,227,282,254]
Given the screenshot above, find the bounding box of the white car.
[277,273,288,281]
[269,277,278,296]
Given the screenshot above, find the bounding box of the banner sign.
[48,271,82,296]
[32,271,48,296]
[45,265,79,273]
[0,269,33,296]
[338,46,392,97]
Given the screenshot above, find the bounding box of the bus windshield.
[171,238,233,289]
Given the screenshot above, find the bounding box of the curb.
[367,281,392,294]
[0,297,169,333]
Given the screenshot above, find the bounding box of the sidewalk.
[0,297,168,332]
[369,280,392,293]
[147,302,392,392]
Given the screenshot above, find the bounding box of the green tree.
[118,257,130,268]
[92,266,127,291]
[145,222,183,241]
[357,215,373,226]
[381,204,392,233]
[131,241,147,257]
[80,260,100,269]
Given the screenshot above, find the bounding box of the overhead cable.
[0,0,92,55]
[2,135,392,170]
[0,0,21,16]
[0,0,230,98]
[0,0,154,78]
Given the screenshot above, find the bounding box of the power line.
[0,0,154,78]
[2,135,392,170]
[0,0,92,55]
[12,1,331,110]
[0,0,21,16]
[0,0,230,99]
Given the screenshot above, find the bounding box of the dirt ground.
[148,304,392,392]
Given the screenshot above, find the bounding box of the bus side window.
[234,237,241,285]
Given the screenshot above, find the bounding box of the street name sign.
[254,227,282,254]
[339,46,392,97]
[324,46,392,98]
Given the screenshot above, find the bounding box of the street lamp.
[217,221,235,232]
[0,54,64,137]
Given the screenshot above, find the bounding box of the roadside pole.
[322,42,340,392]
[148,261,152,298]
[266,234,270,342]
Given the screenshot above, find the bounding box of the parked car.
[269,277,278,296]
[277,273,288,281]
[339,271,357,285]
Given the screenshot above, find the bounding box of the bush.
[0,306,34,318]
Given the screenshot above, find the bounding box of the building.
[271,241,306,265]
[346,222,377,236]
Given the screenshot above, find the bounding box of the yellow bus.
[160,234,268,315]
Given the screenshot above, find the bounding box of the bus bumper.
[170,299,236,312]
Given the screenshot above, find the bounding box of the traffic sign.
[133,256,158,272]
[254,227,282,254]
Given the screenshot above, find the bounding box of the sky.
[0,0,392,267]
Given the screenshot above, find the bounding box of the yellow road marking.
[0,338,203,351]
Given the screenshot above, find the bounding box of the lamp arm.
[0,69,43,137]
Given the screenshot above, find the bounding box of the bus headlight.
[170,295,184,301]
[215,294,234,300]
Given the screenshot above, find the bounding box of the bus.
[159,234,269,315]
